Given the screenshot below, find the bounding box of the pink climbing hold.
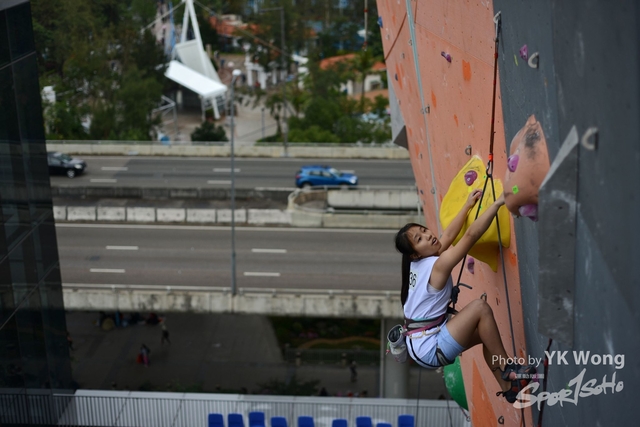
[519,45,528,61]
[464,170,478,186]
[467,257,475,274]
[518,204,538,222]
[507,154,519,172]
[441,51,452,63]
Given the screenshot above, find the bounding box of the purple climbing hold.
[519,45,528,61]
[507,154,519,172]
[464,170,478,186]
[467,257,475,274]
[395,73,398,81]
[518,204,538,222]
[441,51,452,63]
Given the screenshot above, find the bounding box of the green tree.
[32,0,167,141]
[116,66,163,140]
[352,49,381,112]
[191,121,229,142]
[130,0,157,25]
[288,125,340,143]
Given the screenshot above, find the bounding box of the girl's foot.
[496,362,537,403]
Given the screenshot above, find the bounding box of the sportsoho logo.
[494,351,625,409]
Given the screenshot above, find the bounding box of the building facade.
[0,0,73,403]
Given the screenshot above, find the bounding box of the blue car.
[295,165,358,188]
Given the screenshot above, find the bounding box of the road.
[49,156,415,189]
[56,223,401,292]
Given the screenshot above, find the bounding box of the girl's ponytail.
[400,253,411,305]
[395,222,422,306]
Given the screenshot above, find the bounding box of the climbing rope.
[536,339,553,427]
[448,10,530,426]
[451,11,502,312]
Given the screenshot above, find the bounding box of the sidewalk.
[66,312,447,399]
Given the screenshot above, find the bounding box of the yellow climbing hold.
[440,156,511,272]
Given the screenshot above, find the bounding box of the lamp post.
[230,68,242,296]
[259,6,288,156]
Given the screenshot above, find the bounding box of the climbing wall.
[494,0,640,425]
[377,1,531,425]
[379,0,640,425]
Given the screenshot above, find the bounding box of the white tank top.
[403,256,453,360]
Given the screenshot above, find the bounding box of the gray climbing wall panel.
[494,0,639,424]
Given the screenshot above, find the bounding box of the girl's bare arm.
[430,193,505,290]
[438,189,483,253]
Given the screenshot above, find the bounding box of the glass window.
[7,3,35,61]
[14,54,45,142]
[0,11,10,67]
[0,66,19,141]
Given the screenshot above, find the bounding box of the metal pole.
[280,7,288,157]
[230,76,237,296]
[261,107,265,140]
[363,0,368,50]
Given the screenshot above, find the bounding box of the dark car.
[47,151,87,178]
[295,165,358,188]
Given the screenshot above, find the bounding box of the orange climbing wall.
[378,1,532,425]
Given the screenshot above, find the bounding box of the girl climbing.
[394,189,535,403]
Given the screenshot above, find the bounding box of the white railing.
[0,390,468,427]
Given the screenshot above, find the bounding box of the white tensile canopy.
[165,60,227,99]
[164,60,227,120]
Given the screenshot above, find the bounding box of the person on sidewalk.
[160,321,171,345]
[140,344,151,367]
[349,360,358,383]
[66,332,74,351]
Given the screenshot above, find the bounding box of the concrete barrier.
[322,213,424,229]
[126,207,155,222]
[217,209,247,223]
[53,206,67,221]
[327,189,418,209]
[55,189,424,228]
[248,209,292,225]
[97,207,125,221]
[46,143,410,159]
[51,186,292,203]
[62,285,404,318]
[157,208,186,222]
[186,209,216,223]
[67,206,96,221]
[286,188,423,228]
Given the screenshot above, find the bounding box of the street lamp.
[230,68,242,296]
[259,6,288,156]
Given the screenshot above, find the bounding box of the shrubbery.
[191,121,229,142]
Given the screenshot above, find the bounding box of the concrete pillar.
[380,317,410,398]
[259,71,267,89]
[247,67,253,86]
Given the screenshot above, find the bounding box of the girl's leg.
[446,299,512,390]
[467,330,511,390]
